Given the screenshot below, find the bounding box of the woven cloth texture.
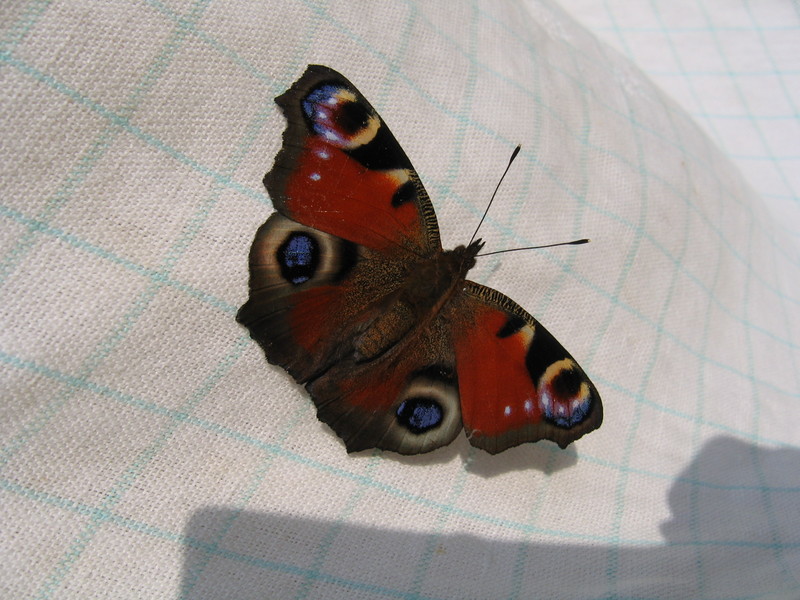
[1,1,799,598]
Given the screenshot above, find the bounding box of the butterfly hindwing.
[450,281,602,453]
[266,64,441,257]
[237,213,411,383]
[306,313,463,455]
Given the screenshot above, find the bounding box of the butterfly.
[237,65,602,455]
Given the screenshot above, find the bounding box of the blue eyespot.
[396,397,443,434]
[277,232,318,285]
[540,367,593,428]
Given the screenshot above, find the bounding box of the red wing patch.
[283,139,425,252]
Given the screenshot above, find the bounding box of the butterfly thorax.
[353,240,483,363]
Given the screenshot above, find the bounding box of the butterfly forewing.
[265,64,441,258]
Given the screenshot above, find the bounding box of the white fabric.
[1,1,798,598]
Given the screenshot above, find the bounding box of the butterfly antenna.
[468,145,521,248]
[477,238,589,257]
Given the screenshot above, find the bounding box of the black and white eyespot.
[378,365,462,454]
[249,213,357,289]
[302,84,380,150]
[537,359,594,428]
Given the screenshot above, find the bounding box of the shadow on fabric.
[181,437,799,599]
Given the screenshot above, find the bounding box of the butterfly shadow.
[345,433,578,476]
[181,436,799,599]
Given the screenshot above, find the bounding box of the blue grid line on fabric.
[0,204,238,315]
[740,212,800,591]
[599,63,653,593]
[743,0,800,125]
[728,154,800,161]
[767,236,800,395]
[0,52,268,204]
[615,0,728,163]
[610,0,765,224]
[471,5,800,288]
[30,334,248,600]
[593,24,800,33]
[0,480,447,600]
[689,169,727,597]
[749,0,800,431]
[593,371,791,446]
[3,471,800,600]
[767,192,800,201]
[144,0,282,88]
[638,68,800,78]
[521,12,594,336]
[3,2,262,595]
[6,348,798,546]
[505,451,568,598]
[408,455,474,600]
[0,0,217,472]
[742,21,799,590]
[4,279,161,470]
[291,456,383,600]
[0,0,49,52]
[694,2,798,200]
[0,105,116,287]
[639,63,712,598]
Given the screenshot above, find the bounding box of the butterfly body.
[238,65,602,455]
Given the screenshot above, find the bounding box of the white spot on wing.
[310,173,321,181]
[524,399,533,413]
[504,405,512,417]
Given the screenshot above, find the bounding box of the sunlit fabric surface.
[1,1,798,598]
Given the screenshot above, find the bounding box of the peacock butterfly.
[237,65,602,455]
